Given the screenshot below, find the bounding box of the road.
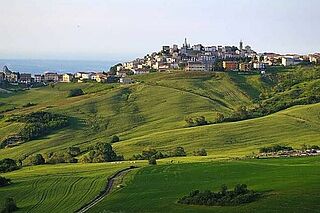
[75,166,138,213]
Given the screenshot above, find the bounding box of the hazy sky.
[1,0,319,61]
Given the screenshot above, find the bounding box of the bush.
[80,142,123,163]
[45,152,77,164]
[1,197,18,213]
[185,116,208,127]
[170,147,187,157]
[259,145,293,153]
[111,135,120,143]
[68,88,84,97]
[148,157,157,165]
[178,184,260,206]
[132,148,168,160]
[67,147,81,157]
[0,176,11,187]
[24,154,45,166]
[193,148,207,156]
[0,159,19,173]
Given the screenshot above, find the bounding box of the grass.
[89,156,320,213]
[0,161,146,213]
[0,72,252,160]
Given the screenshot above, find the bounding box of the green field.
[0,162,145,212]
[90,157,320,213]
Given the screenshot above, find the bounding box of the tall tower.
[184,38,188,48]
[239,40,243,51]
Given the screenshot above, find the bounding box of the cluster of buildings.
[0,66,121,85]
[256,148,320,159]
[1,39,320,86]
[116,39,320,74]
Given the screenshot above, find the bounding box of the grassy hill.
[0,71,253,160]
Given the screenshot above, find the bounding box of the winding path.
[75,166,138,213]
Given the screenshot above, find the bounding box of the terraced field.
[0,162,145,212]
[90,157,320,213]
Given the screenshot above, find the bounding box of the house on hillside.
[62,73,74,82]
[133,69,149,75]
[186,61,206,71]
[223,61,238,71]
[92,73,107,83]
[239,63,252,72]
[34,74,44,83]
[19,73,32,83]
[119,77,133,84]
[44,72,59,82]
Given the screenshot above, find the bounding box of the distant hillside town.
[1,39,320,86]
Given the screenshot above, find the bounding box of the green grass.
[0,72,252,159]
[0,161,145,213]
[90,156,320,213]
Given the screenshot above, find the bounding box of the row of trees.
[259,145,293,153]
[132,147,207,161]
[79,142,123,163]
[178,184,260,206]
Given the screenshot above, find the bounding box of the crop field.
[0,162,145,213]
[90,156,320,213]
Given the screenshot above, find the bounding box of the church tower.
[239,40,243,51]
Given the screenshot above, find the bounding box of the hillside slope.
[0,72,252,159]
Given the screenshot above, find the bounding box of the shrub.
[111,135,120,143]
[185,116,208,127]
[259,145,293,153]
[148,157,157,165]
[193,148,207,156]
[45,152,77,164]
[80,142,123,163]
[68,88,84,97]
[1,197,18,213]
[0,176,11,187]
[0,159,19,173]
[178,184,260,206]
[67,147,81,157]
[24,154,45,166]
[170,147,187,157]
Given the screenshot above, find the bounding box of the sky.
[0,0,319,61]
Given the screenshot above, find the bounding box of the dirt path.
[75,166,138,213]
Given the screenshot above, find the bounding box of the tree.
[233,106,249,120]
[193,148,207,156]
[215,112,225,123]
[68,88,84,97]
[1,197,18,213]
[0,177,11,187]
[185,116,207,127]
[148,157,157,165]
[111,135,120,143]
[24,154,45,166]
[109,63,122,75]
[67,147,81,157]
[0,159,19,173]
[171,147,186,157]
[220,184,228,196]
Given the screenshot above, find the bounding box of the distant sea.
[0,59,118,75]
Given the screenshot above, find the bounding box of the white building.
[119,77,133,84]
[133,69,149,75]
[186,62,206,71]
[282,57,302,66]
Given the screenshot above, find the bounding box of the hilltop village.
[1,39,320,86]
